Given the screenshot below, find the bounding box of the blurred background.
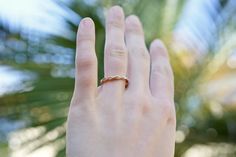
[0,0,236,156]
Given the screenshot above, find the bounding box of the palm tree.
[0,0,236,156]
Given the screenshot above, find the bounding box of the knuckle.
[158,100,176,124]
[126,26,144,36]
[106,44,127,58]
[77,33,94,43]
[132,92,151,106]
[77,54,96,71]
[108,19,123,29]
[131,47,149,60]
[152,63,173,78]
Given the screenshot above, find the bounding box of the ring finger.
[101,6,128,98]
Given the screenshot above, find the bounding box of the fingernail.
[81,18,92,28]
[110,6,123,19]
[151,39,168,57]
[126,15,140,26]
[153,39,165,49]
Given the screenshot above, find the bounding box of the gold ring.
[100,75,129,88]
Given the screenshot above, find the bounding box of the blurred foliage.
[0,0,236,157]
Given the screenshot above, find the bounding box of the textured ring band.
[100,75,129,88]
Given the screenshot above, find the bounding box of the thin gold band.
[100,75,129,88]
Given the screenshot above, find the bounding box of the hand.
[66,6,176,157]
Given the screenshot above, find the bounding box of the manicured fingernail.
[81,18,92,28]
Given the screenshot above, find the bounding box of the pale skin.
[67,5,176,157]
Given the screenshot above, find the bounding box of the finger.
[149,39,174,100]
[74,18,97,102]
[103,6,127,94]
[125,15,150,91]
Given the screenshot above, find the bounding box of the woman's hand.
[67,6,176,157]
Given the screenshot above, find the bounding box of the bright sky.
[0,0,217,48]
[0,65,36,96]
[0,0,208,37]
[0,0,77,36]
[174,0,219,55]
